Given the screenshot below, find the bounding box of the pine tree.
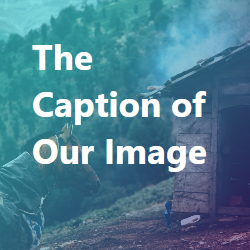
[150,0,164,20]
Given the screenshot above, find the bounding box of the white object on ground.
[181,215,201,226]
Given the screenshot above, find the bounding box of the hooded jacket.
[0,152,47,250]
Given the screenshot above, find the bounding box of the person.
[0,152,47,250]
[0,124,100,250]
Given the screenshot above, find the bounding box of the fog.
[158,0,250,79]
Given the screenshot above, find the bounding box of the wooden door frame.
[210,74,219,217]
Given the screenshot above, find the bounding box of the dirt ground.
[37,204,250,250]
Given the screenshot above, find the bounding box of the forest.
[0,0,248,226]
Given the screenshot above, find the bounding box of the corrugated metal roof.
[137,39,250,99]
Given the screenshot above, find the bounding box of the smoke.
[158,0,250,79]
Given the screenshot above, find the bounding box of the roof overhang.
[137,39,250,99]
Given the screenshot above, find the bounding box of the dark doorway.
[219,106,250,208]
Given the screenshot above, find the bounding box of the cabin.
[137,39,250,218]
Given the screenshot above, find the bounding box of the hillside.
[38,205,250,250]
[1,0,250,227]
[0,0,175,226]
[0,0,90,40]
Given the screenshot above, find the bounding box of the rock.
[117,246,123,249]
[219,217,237,222]
[208,224,217,229]
[58,241,75,248]
[229,232,250,242]
[221,242,229,246]
[182,226,197,232]
[237,242,247,246]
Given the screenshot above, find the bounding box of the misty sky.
[1,0,250,81]
[157,0,250,79]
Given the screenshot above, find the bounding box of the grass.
[80,176,174,219]
[44,177,174,233]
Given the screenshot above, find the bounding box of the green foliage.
[6,58,13,78]
[4,34,24,53]
[1,136,18,164]
[102,7,107,19]
[150,0,164,20]
[0,118,6,136]
[0,0,179,226]
[134,4,138,14]
[109,10,124,33]
[82,4,96,24]
[155,10,169,31]
[41,24,48,43]
[94,22,102,37]
[80,177,174,220]
[50,16,56,28]
[44,177,174,232]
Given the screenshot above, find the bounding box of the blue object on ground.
[164,201,172,228]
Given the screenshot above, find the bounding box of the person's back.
[0,152,47,250]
